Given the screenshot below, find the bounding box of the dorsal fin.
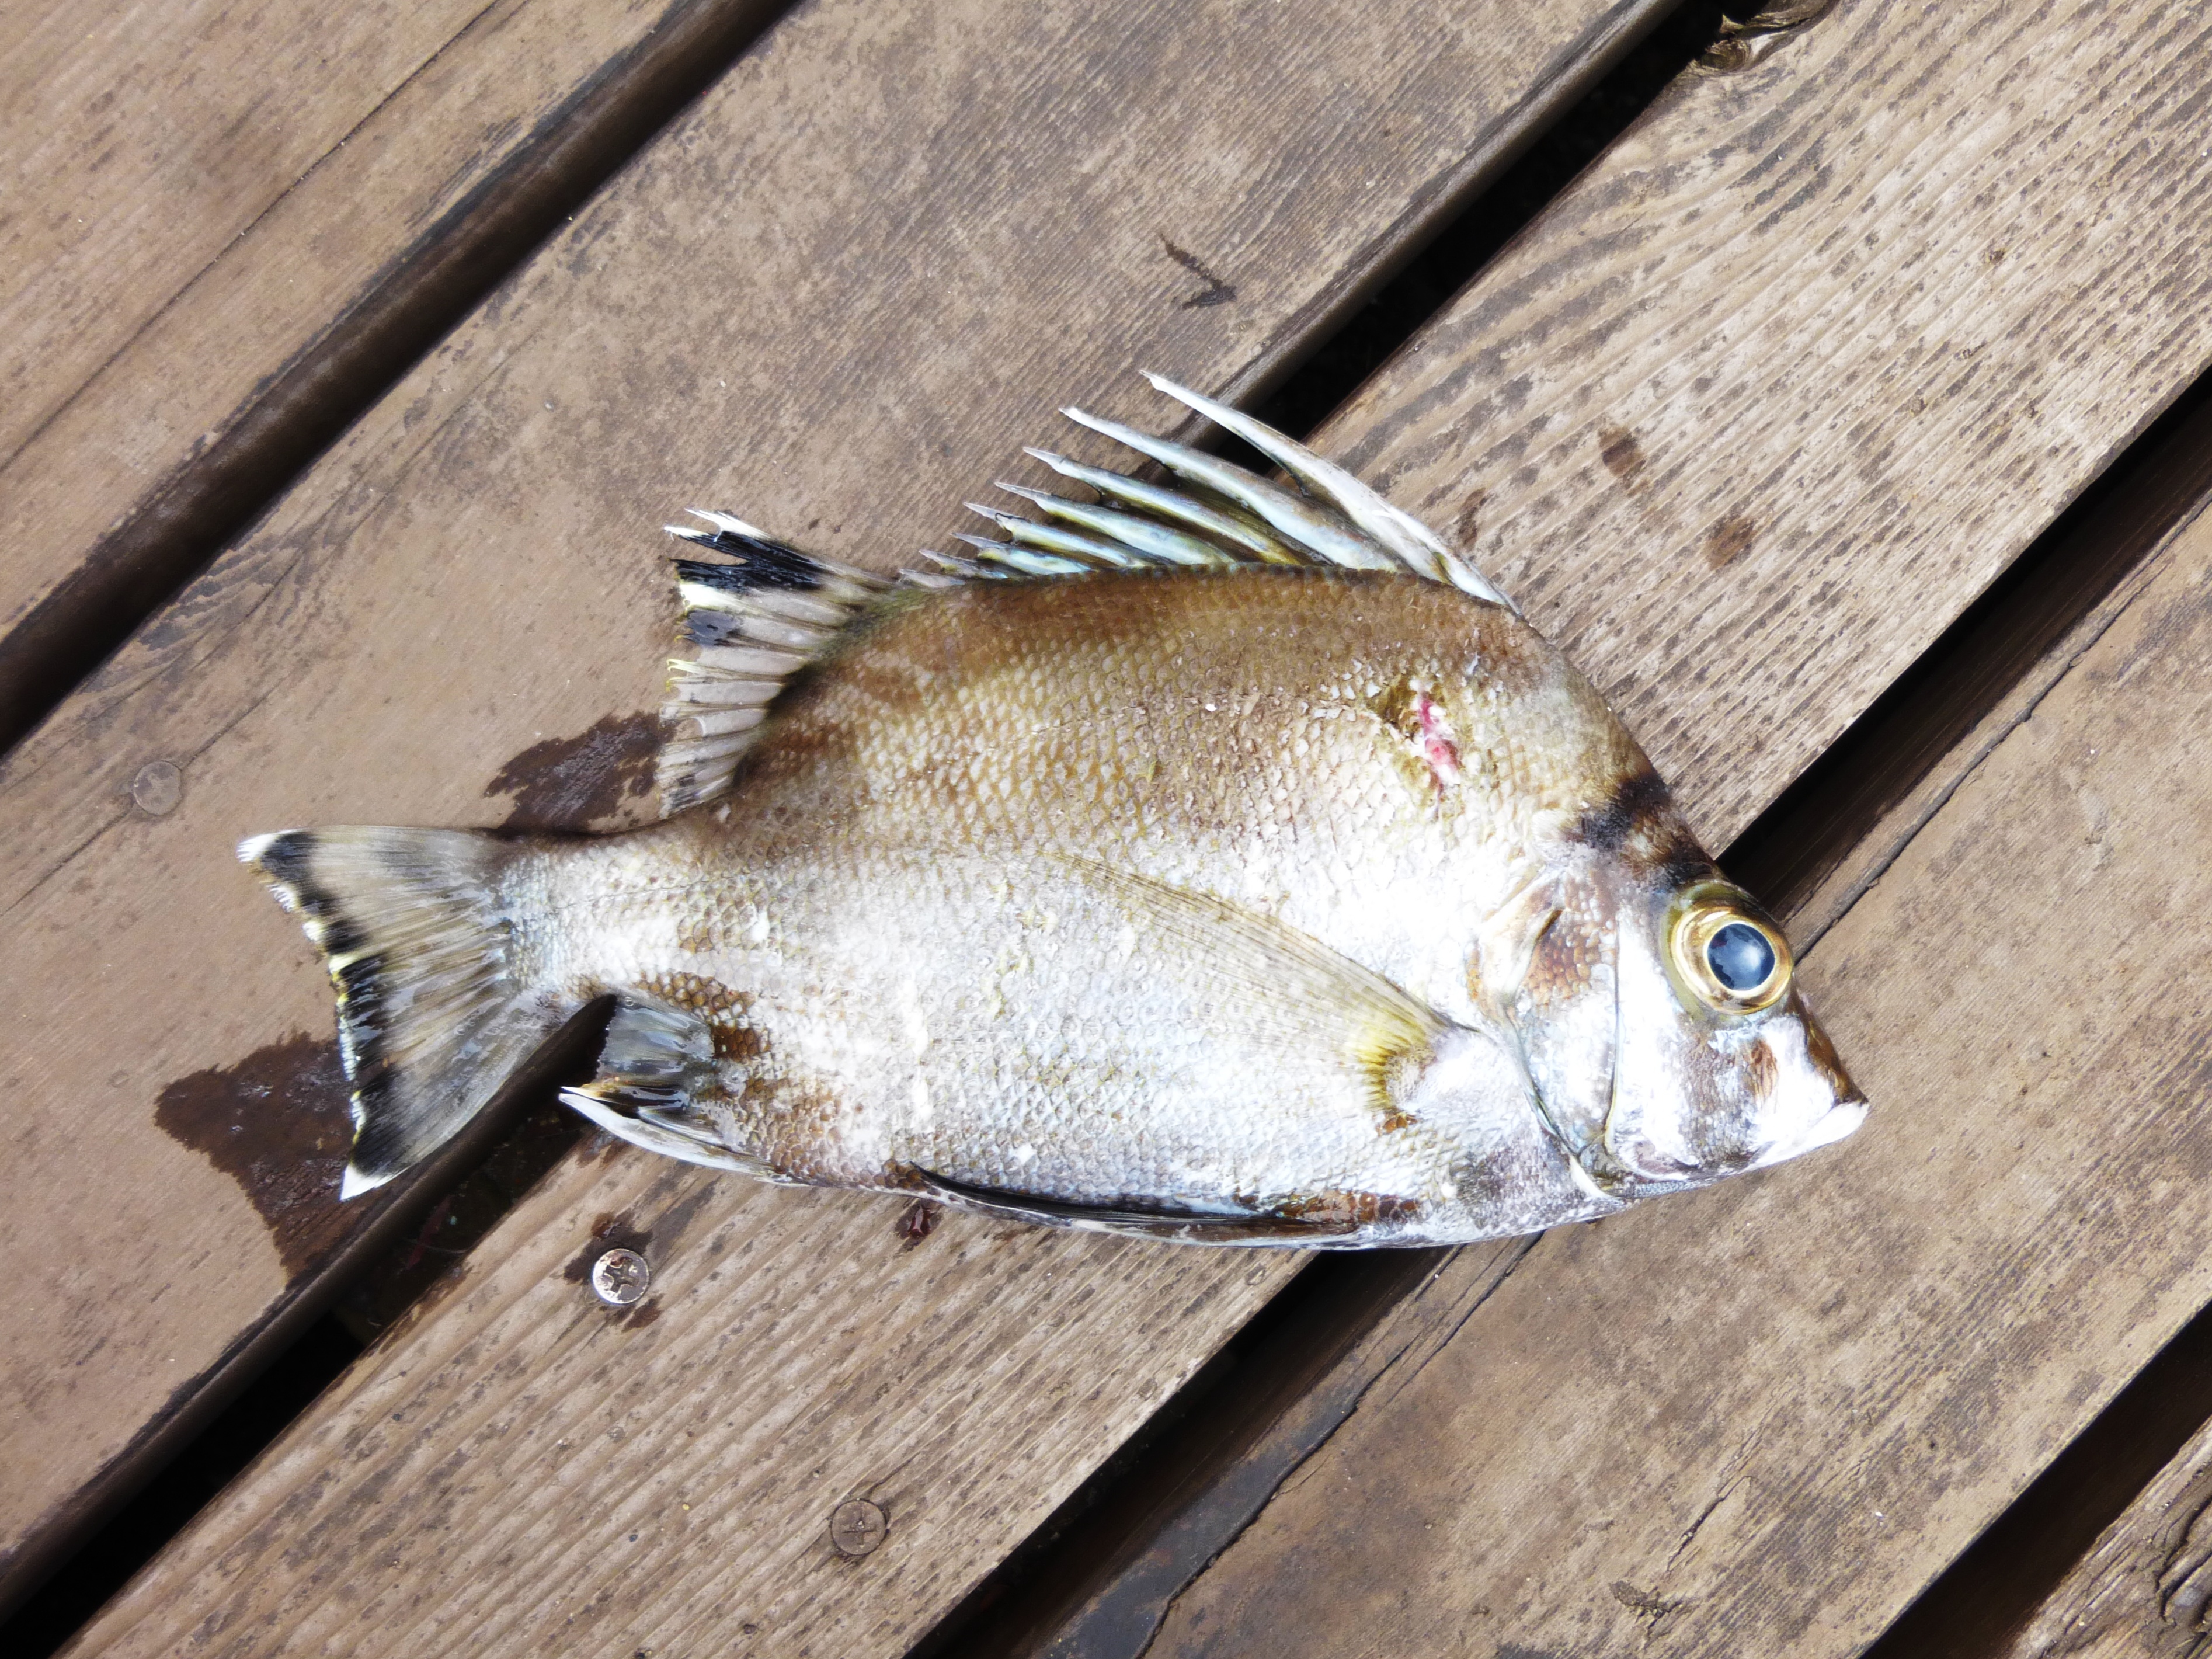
[656,381,1513,815]
[957,375,1517,607]
[656,512,890,815]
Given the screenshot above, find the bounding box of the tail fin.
[239,827,573,1197]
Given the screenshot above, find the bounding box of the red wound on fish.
[1413,692,1462,792]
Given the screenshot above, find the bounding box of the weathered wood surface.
[1014,420,2212,1659]
[0,0,1684,1618]
[1745,388,2212,955]
[2004,1414,2212,1659]
[0,0,789,747]
[1131,347,2212,1659]
[47,0,2212,1653]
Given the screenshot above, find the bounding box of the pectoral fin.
[1069,861,1449,1125]
[1472,871,1565,1020]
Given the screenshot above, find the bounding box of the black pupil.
[1706,921,1776,993]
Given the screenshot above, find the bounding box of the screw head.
[131,760,183,816]
[829,1498,887,1557]
[590,1247,651,1306]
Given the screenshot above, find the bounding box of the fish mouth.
[1747,1093,1868,1171]
[1573,1090,1869,1194]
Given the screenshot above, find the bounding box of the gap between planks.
[1992,1377,2212,1659]
[0,0,792,757]
[46,0,2212,1652]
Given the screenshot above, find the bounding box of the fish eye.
[1667,889,1792,1014]
[1706,923,1774,993]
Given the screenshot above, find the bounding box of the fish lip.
[1785,1095,1869,1155]
[1572,1094,1868,1194]
[1741,1094,1869,1173]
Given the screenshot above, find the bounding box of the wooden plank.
[45,0,2212,1653]
[1119,173,2212,1659]
[987,397,2212,1659]
[0,0,789,749]
[0,0,1684,1618]
[2001,1415,2212,1659]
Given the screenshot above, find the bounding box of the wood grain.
[0,0,1681,1622]
[1008,412,2212,1659]
[1323,0,2212,853]
[2002,1417,2212,1659]
[0,0,795,749]
[1134,316,2212,1659]
[44,0,2212,1653]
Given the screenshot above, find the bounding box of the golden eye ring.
[1668,892,1792,1014]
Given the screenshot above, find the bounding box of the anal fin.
[559,997,787,1181]
[912,1170,1364,1246]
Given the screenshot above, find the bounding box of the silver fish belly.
[243,375,1865,1247]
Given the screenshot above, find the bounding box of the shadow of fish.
[241,376,1863,1247]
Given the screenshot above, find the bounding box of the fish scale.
[241,376,1863,1245]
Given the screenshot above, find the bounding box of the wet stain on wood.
[485,711,659,831]
[649,1180,719,1261]
[154,1034,355,1280]
[1706,510,1758,568]
[1597,423,1647,489]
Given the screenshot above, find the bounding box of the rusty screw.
[131,760,183,816]
[829,1498,887,1557]
[590,1247,650,1306]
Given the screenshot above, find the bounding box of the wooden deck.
[5,0,2212,1653]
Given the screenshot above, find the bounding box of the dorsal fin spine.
[1058,405,1395,573]
[1023,447,1296,561]
[969,503,1147,568]
[656,514,889,816]
[995,481,1236,568]
[1137,374,1514,608]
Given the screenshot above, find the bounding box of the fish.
[240,374,1865,1248]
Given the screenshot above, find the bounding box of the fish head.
[1592,873,1865,1194]
[1490,794,1865,1202]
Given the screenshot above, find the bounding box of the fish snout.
[1746,1010,1868,1170]
[1748,1091,1867,1171]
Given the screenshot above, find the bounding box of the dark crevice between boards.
[1861,1303,2212,1659]
[0,1011,606,1655]
[912,1250,1457,1659]
[1727,366,2212,942]
[1120,0,1723,478]
[909,262,2212,1659]
[0,0,792,763]
[1815,381,2212,1657]
[1247,0,1737,444]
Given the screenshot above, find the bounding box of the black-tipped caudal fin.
[239,827,574,1197]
